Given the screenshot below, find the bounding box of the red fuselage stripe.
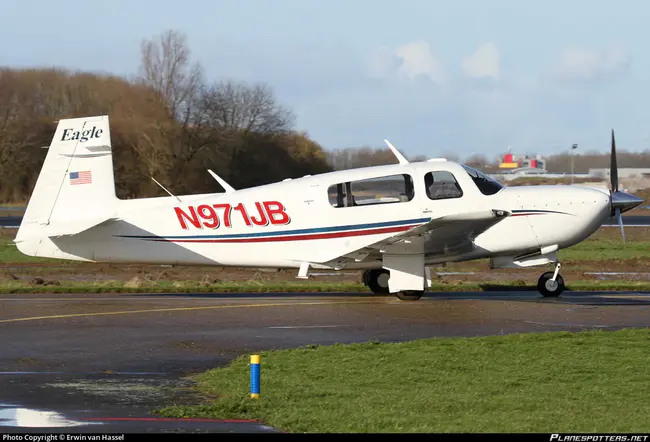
[150,224,420,243]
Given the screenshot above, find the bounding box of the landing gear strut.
[362,269,425,301]
[537,262,565,297]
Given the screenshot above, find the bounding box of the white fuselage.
[18,161,612,270]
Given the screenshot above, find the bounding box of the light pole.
[570,143,578,183]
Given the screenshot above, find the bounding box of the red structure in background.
[499,152,545,170]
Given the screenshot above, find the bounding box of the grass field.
[158,328,650,433]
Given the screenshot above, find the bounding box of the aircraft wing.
[291,209,511,265]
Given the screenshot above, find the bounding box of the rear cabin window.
[424,171,463,200]
[328,174,415,207]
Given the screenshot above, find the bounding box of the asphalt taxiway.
[1,290,649,433]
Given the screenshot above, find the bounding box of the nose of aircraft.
[610,190,644,214]
[607,129,645,215]
[603,129,646,242]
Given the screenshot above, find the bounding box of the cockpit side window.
[461,165,504,196]
[424,171,463,200]
[328,174,415,207]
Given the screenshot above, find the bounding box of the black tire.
[537,271,565,297]
[367,269,390,294]
[361,269,372,286]
[395,290,424,301]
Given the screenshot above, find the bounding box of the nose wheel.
[537,262,565,297]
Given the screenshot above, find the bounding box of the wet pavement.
[1,290,649,432]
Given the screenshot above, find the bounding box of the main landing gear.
[537,262,565,297]
[361,269,424,301]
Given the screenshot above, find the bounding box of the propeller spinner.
[609,129,644,242]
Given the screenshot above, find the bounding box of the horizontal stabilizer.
[208,169,236,193]
[44,217,119,238]
[384,139,409,165]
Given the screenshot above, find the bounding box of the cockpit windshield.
[461,165,504,196]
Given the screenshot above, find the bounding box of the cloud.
[395,41,445,83]
[461,43,500,80]
[548,45,630,83]
[367,41,445,84]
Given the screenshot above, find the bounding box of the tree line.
[0,30,331,203]
[326,147,650,174]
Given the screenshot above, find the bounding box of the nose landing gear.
[537,262,565,297]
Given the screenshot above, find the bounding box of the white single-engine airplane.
[15,115,644,300]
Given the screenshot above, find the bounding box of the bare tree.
[171,80,293,182]
[409,154,428,162]
[327,146,424,170]
[138,29,204,121]
[441,152,460,163]
[199,80,294,134]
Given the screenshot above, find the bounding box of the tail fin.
[16,115,119,253]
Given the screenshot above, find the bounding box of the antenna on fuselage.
[384,139,410,165]
[151,177,182,204]
[207,169,236,193]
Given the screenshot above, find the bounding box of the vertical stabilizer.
[16,115,118,253]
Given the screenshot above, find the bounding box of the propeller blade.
[610,129,618,192]
[615,207,626,244]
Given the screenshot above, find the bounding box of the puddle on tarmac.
[0,404,94,428]
[44,378,200,406]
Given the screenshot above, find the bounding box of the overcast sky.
[2,0,648,159]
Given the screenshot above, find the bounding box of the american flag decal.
[69,170,92,185]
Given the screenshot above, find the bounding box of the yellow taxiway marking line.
[0,300,377,324]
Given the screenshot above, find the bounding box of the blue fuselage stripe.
[117,217,432,240]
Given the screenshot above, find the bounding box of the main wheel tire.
[537,271,565,297]
[361,269,372,286]
[395,290,424,301]
[367,269,390,295]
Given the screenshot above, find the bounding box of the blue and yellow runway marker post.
[250,354,260,399]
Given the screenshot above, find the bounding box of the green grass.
[0,238,71,264]
[157,329,650,433]
[0,279,650,294]
[559,240,650,261]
